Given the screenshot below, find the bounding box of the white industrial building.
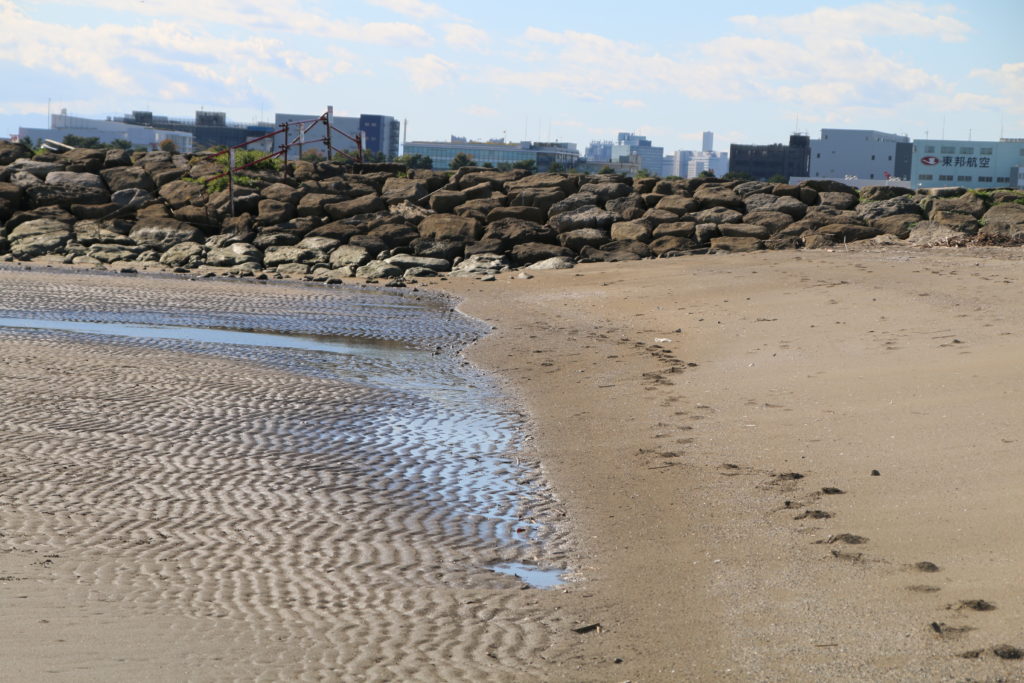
[611,132,663,174]
[666,132,728,177]
[809,129,911,181]
[909,138,1024,189]
[19,110,193,153]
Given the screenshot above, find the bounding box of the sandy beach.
[1,245,1022,681]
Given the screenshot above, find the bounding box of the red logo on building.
[920,156,939,166]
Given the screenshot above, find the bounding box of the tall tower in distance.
[702,131,714,153]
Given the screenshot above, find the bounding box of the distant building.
[729,134,811,181]
[584,140,613,163]
[666,132,728,177]
[19,110,194,153]
[810,129,911,181]
[611,132,663,174]
[116,110,273,150]
[909,138,1024,189]
[403,137,579,171]
[274,112,400,159]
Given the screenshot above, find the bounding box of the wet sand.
[2,246,1023,681]
[438,244,1024,681]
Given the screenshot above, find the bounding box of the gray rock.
[86,243,144,263]
[385,253,451,272]
[649,234,697,256]
[26,183,110,209]
[655,194,699,215]
[328,244,372,268]
[859,185,913,201]
[381,177,428,205]
[578,182,631,205]
[693,183,744,210]
[907,222,968,247]
[694,223,720,244]
[158,179,205,209]
[856,195,922,222]
[257,198,296,225]
[159,241,205,267]
[296,235,341,252]
[428,189,468,213]
[817,223,883,242]
[743,210,794,234]
[511,242,574,265]
[324,193,385,220]
[871,214,920,239]
[486,205,545,224]
[507,187,567,215]
[710,236,764,252]
[505,173,577,197]
[100,166,156,193]
[451,253,509,276]
[9,159,64,178]
[8,218,72,259]
[559,228,611,252]
[548,192,598,217]
[355,260,403,279]
[207,242,263,267]
[652,222,696,239]
[276,262,311,277]
[75,219,133,246]
[263,245,325,268]
[45,171,105,189]
[719,223,771,239]
[734,181,774,197]
[527,256,575,270]
[817,191,859,210]
[8,170,43,189]
[692,206,743,224]
[111,187,154,208]
[548,205,615,233]
[129,217,205,250]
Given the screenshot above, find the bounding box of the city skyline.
[1,1,1021,153]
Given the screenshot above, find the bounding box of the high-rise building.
[584,140,613,163]
[729,134,811,181]
[611,132,664,174]
[702,131,713,153]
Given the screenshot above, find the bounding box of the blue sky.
[2,0,1022,153]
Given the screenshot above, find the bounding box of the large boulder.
[256,198,296,225]
[578,182,631,205]
[652,222,696,239]
[427,189,468,213]
[800,179,857,194]
[856,195,922,223]
[129,217,205,250]
[817,223,883,242]
[505,173,577,196]
[925,192,987,219]
[61,148,106,173]
[743,193,807,218]
[977,203,1024,244]
[158,179,205,209]
[605,195,646,221]
[296,192,342,218]
[45,171,105,190]
[385,253,452,272]
[8,159,64,178]
[482,218,557,247]
[734,181,774,197]
[355,260,403,279]
[510,242,574,265]
[329,244,372,268]
[7,218,72,259]
[86,243,144,263]
[418,214,481,242]
[817,191,859,210]
[548,192,598,217]
[381,177,428,205]
[691,206,743,224]
[693,183,744,210]
[610,220,652,243]
[859,185,913,202]
[719,223,771,239]
[655,195,699,215]
[369,223,419,247]
[507,188,566,215]
[263,245,325,268]
[26,183,109,209]
[871,214,920,239]
[100,166,156,193]
[486,205,545,224]
[558,228,610,252]
[260,182,302,204]
[159,241,205,267]
[0,140,32,166]
[743,210,794,234]
[74,218,133,245]
[548,205,615,233]
[709,236,763,252]
[207,242,263,267]
[649,234,698,256]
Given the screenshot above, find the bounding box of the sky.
[1,0,1022,154]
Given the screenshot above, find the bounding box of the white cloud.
[398,53,456,91]
[365,0,447,19]
[444,23,489,51]
[970,62,1024,112]
[731,2,970,43]
[617,99,646,109]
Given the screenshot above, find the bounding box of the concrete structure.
[403,137,579,171]
[702,131,713,153]
[611,132,663,174]
[729,134,811,181]
[19,110,194,153]
[909,138,1024,189]
[810,129,911,181]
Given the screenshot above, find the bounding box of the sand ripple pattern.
[0,273,570,681]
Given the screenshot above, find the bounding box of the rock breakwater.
[1,139,1022,282]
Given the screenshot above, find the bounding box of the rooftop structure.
[403,137,579,171]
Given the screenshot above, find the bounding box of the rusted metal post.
[356,133,363,163]
[282,123,290,177]
[324,108,332,160]
[228,147,236,218]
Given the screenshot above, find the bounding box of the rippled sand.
[0,268,572,681]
